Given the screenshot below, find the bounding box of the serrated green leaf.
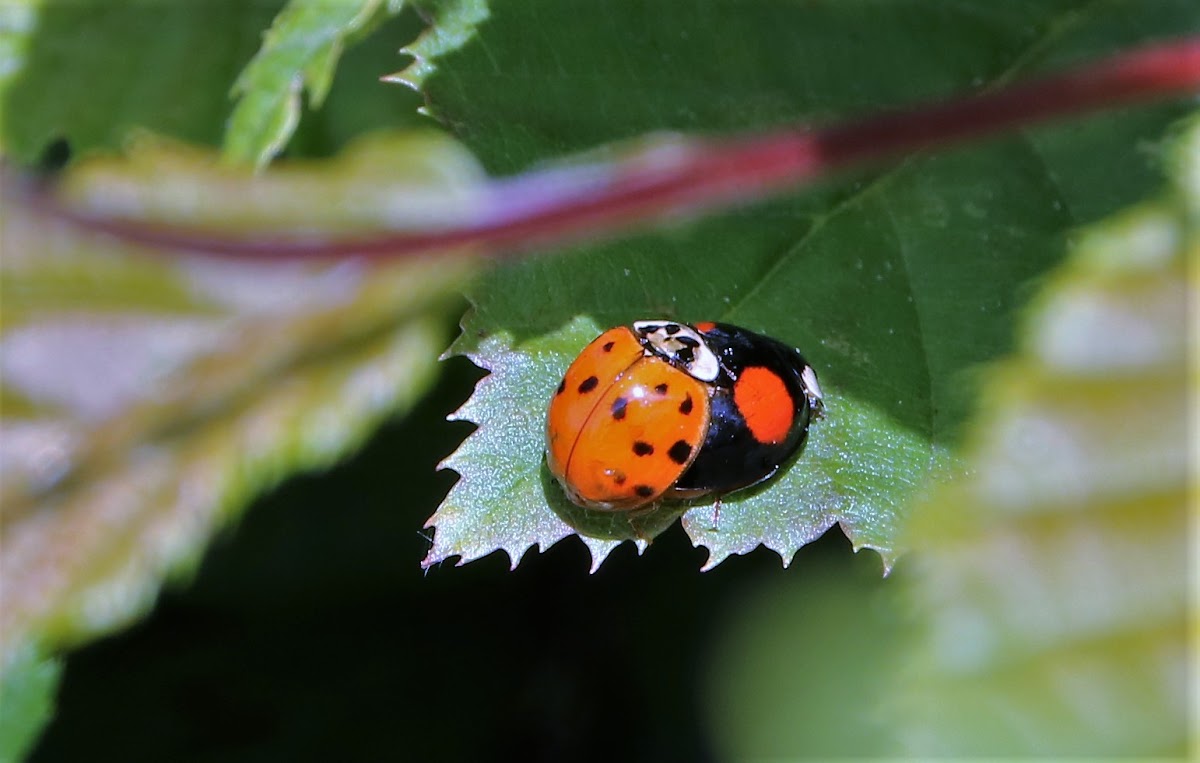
[382,0,487,92]
[425,317,682,571]
[895,118,1195,757]
[223,0,405,168]
[0,133,479,691]
[422,0,1199,570]
[427,315,933,571]
[284,10,431,157]
[1,0,286,162]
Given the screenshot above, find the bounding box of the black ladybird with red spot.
[546,320,824,510]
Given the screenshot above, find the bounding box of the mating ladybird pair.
[546,321,824,511]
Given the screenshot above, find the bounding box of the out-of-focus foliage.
[896,118,1195,757]
[223,0,406,168]
[705,548,907,758]
[706,118,1197,759]
[1,0,286,161]
[0,133,481,753]
[0,647,60,763]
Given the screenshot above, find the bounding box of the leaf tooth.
[578,537,624,573]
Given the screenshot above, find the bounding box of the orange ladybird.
[546,320,824,511]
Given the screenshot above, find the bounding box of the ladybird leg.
[627,503,659,541]
[808,391,826,419]
[709,494,723,532]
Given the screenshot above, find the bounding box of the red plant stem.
[10,36,1200,260]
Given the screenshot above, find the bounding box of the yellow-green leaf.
[896,117,1196,758]
[0,131,481,687]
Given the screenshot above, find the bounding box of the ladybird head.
[631,320,720,382]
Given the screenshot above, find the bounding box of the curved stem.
[8,37,1200,260]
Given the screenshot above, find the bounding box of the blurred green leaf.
[421,0,1199,570]
[895,117,1195,757]
[0,647,60,763]
[223,0,405,168]
[1,0,287,162]
[0,132,480,701]
[704,548,908,759]
[0,0,40,110]
[285,10,431,157]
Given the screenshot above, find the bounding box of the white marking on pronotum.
[632,320,720,382]
[801,364,822,400]
[801,363,825,415]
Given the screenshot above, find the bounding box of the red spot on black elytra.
[654,382,668,394]
[632,441,654,456]
[679,395,693,415]
[578,376,599,393]
[555,379,566,395]
[602,341,615,352]
[634,485,655,498]
[611,397,628,420]
[667,440,692,465]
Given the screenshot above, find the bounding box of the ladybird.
[546,320,824,511]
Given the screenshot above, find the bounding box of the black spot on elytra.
[632,441,654,456]
[679,395,694,415]
[634,485,655,498]
[668,440,692,465]
[654,382,668,394]
[578,376,599,394]
[611,397,628,420]
[555,379,566,395]
[602,341,615,352]
[612,471,627,485]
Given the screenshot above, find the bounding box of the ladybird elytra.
[563,355,710,508]
[545,326,644,484]
[546,320,823,511]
